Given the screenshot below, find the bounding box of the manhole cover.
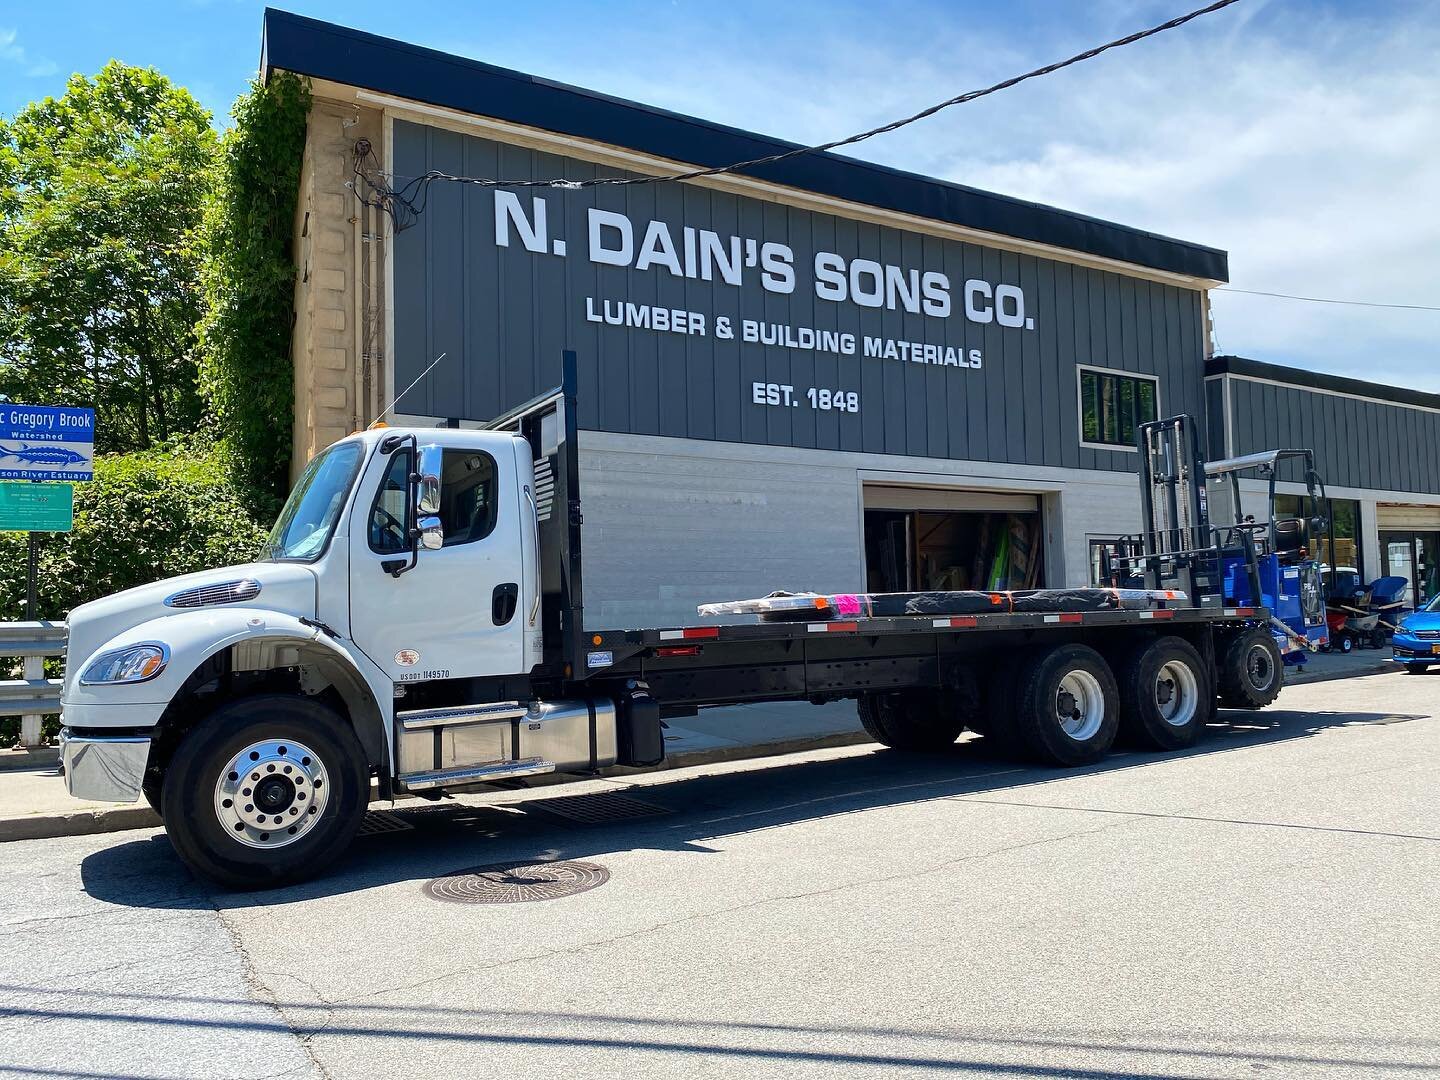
[356,809,415,837]
[423,859,610,904]
[521,791,669,825]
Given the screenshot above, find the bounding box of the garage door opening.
[863,487,1045,593]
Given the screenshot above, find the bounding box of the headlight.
[80,643,170,686]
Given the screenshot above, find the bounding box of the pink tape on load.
[833,594,862,616]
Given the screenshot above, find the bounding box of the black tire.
[1368,627,1388,650]
[1116,636,1211,751]
[161,694,368,889]
[1010,644,1120,767]
[857,690,966,751]
[1405,664,1430,675]
[1217,628,1284,710]
[1338,633,1354,654]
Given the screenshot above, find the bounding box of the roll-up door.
[1377,504,1440,531]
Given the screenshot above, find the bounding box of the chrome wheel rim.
[214,739,329,849]
[1055,669,1104,742]
[1155,659,1199,728]
[1244,643,1275,691]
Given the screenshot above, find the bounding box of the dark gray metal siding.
[392,120,1208,472]
[1222,375,1440,494]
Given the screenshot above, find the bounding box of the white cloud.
[462,1,1440,389]
[0,27,58,79]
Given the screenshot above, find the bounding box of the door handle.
[492,583,519,625]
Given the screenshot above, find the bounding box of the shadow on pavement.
[79,706,1429,912]
[1,983,1438,1079]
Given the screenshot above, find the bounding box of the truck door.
[347,440,527,684]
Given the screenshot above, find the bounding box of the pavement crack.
[209,900,332,1080]
[949,797,1440,841]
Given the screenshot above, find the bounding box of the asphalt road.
[2,670,1437,1080]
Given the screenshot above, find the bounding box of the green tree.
[198,72,310,500]
[0,62,217,452]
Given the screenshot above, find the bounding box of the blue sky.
[3,0,1437,387]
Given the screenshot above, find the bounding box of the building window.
[1078,366,1159,450]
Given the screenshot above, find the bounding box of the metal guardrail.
[1,622,66,749]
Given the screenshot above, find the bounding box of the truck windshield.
[261,441,365,562]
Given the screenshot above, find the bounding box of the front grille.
[1412,629,1440,640]
[165,579,262,609]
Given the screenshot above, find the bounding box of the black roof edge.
[260,8,1228,284]
[1208,355,1440,412]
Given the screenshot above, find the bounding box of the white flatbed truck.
[60,352,1285,887]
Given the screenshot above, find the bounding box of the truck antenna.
[373,352,448,424]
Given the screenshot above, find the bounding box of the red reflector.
[1151,610,1175,619]
[682,626,721,639]
[656,645,702,657]
[1058,613,1083,624]
[829,622,860,632]
[953,617,978,628]
[1236,607,1255,616]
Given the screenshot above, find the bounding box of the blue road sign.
[0,404,95,481]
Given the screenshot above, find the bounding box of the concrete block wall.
[289,101,384,483]
[578,431,1145,630]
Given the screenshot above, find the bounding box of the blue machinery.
[1104,415,1331,663]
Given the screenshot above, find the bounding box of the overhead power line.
[352,0,1244,229]
[1215,287,1440,313]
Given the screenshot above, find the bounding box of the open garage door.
[863,486,1044,593]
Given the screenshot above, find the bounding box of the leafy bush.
[198,71,311,501]
[0,446,270,624]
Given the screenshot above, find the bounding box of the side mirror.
[415,444,443,517]
[418,515,444,550]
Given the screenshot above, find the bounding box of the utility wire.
[1214,287,1440,313]
[353,0,1243,228]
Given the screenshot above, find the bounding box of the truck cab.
[60,371,657,887]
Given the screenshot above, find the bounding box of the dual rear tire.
[859,635,1216,767]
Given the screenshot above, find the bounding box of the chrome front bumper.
[60,730,151,804]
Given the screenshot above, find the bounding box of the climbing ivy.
[198,71,311,503]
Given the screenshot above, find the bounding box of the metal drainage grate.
[521,791,669,826]
[423,860,610,904]
[356,809,415,838]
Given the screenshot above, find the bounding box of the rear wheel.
[1217,629,1284,710]
[1009,644,1120,766]
[857,690,966,751]
[1338,632,1355,654]
[161,694,368,889]
[1116,636,1210,751]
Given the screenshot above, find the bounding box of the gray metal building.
[263,11,1434,626]
[1208,355,1440,610]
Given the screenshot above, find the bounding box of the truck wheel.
[857,690,965,751]
[161,695,368,889]
[1011,644,1120,767]
[1116,636,1210,751]
[1217,629,1284,710]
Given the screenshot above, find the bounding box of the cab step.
[396,702,527,730]
[400,757,555,791]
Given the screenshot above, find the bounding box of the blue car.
[1392,594,1440,673]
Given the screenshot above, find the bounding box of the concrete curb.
[0,805,160,843]
[0,730,875,845]
[1287,660,1397,686]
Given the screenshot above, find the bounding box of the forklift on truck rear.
[1100,416,1330,690]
